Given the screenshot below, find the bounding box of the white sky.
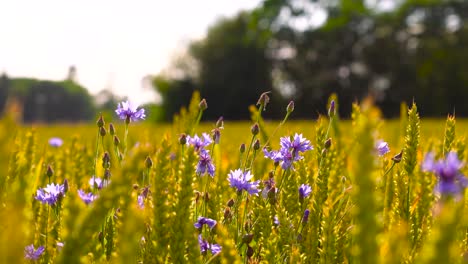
[0,0,262,105]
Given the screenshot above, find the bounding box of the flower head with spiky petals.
[422,151,468,196]
[265,134,313,170]
[298,184,312,199]
[35,183,66,205]
[89,177,110,190]
[24,244,45,260]
[48,137,63,148]
[187,133,213,152]
[78,190,98,205]
[196,150,215,177]
[376,140,390,156]
[198,235,222,255]
[194,216,217,229]
[115,101,146,122]
[228,169,260,195]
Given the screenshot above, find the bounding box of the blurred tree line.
[154,0,468,119]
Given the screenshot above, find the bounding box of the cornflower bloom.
[49,137,63,147]
[89,177,109,189]
[198,235,222,255]
[228,169,260,195]
[194,216,217,229]
[187,133,213,152]
[196,150,215,177]
[376,140,390,156]
[137,187,151,209]
[24,244,45,260]
[77,190,98,205]
[298,184,312,200]
[115,101,146,122]
[35,183,66,205]
[422,152,468,196]
[264,134,313,169]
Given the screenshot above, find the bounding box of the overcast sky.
[0,0,262,105]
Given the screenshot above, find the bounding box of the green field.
[0,98,467,263]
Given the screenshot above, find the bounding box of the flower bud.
[46,165,54,177]
[242,234,254,244]
[99,126,107,137]
[286,101,294,113]
[145,156,153,169]
[102,152,111,169]
[212,128,221,144]
[251,123,259,136]
[109,123,115,136]
[240,143,246,154]
[302,209,310,224]
[224,207,232,221]
[392,150,403,163]
[63,179,69,193]
[114,135,120,147]
[256,91,270,109]
[328,100,335,118]
[247,246,254,258]
[227,198,235,207]
[97,114,105,128]
[324,138,332,149]
[179,134,187,145]
[133,183,139,190]
[199,99,208,111]
[253,139,260,151]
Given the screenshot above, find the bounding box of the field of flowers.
[0,92,467,263]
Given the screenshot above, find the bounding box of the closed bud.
[244,220,252,232]
[392,150,403,163]
[99,126,107,137]
[216,116,224,128]
[97,114,105,128]
[256,91,270,109]
[302,209,310,224]
[212,128,221,144]
[199,99,208,111]
[104,169,111,180]
[46,165,54,177]
[179,134,187,145]
[247,246,254,258]
[240,143,246,154]
[63,179,69,193]
[227,199,235,207]
[102,152,111,168]
[251,123,259,136]
[328,100,336,118]
[133,184,139,190]
[224,207,232,221]
[286,101,295,113]
[109,123,115,136]
[253,139,260,151]
[324,138,332,149]
[113,135,120,146]
[145,156,153,169]
[242,234,254,244]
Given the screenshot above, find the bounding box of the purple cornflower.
[264,134,313,169]
[422,152,468,196]
[137,187,150,209]
[274,216,280,226]
[198,235,222,255]
[89,177,108,189]
[35,183,66,205]
[376,140,390,156]
[194,216,217,229]
[24,244,45,260]
[115,101,146,122]
[298,184,312,199]
[49,137,63,148]
[228,169,260,195]
[196,151,215,177]
[262,177,276,198]
[78,190,98,205]
[187,133,213,152]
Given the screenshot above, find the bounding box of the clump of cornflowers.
[228,169,260,195]
[194,216,217,230]
[198,235,222,255]
[115,100,146,122]
[375,140,390,156]
[48,137,63,148]
[422,151,468,197]
[35,183,66,205]
[24,244,45,260]
[187,133,216,177]
[264,133,313,169]
[78,190,98,205]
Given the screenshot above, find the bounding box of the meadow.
[0,93,467,263]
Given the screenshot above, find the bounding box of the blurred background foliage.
[1,0,468,122]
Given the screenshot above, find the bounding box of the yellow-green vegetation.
[0,94,467,263]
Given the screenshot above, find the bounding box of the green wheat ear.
[403,102,420,177]
[443,114,456,156]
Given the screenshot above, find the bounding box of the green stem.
[92,130,100,192]
[123,121,129,157]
